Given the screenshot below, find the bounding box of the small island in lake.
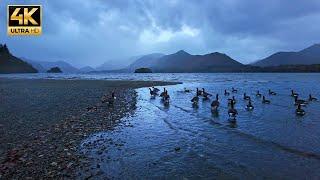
[134,67,152,73]
[47,67,62,73]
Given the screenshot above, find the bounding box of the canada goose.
[202,88,212,96]
[268,89,277,95]
[184,87,191,93]
[232,87,238,93]
[294,96,308,106]
[202,88,212,100]
[149,88,157,97]
[153,86,160,93]
[262,96,270,104]
[228,100,238,119]
[211,94,220,111]
[224,90,230,96]
[191,95,199,105]
[101,92,116,105]
[196,88,203,96]
[291,90,298,97]
[228,96,236,105]
[243,93,250,100]
[309,94,317,101]
[203,93,210,100]
[163,90,170,105]
[160,88,166,97]
[296,104,305,116]
[256,91,261,97]
[245,99,254,110]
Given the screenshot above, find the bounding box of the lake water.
[2,73,320,178]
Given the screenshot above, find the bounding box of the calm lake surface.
[2,73,320,178]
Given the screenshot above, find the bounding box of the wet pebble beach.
[0,79,178,179]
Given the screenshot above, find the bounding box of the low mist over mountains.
[0,44,37,74]
[96,56,142,71]
[79,66,96,72]
[253,44,320,67]
[128,53,165,71]
[22,59,80,73]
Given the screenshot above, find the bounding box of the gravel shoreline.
[0,79,179,179]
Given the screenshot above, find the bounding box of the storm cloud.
[1,0,320,67]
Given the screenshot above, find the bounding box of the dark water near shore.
[77,73,320,179]
[3,72,319,84]
[2,73,320,178]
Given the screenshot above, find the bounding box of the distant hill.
[140,50,244,72]
[47,67,62,73]
[0,44,38,74]
[20,58,46,72]
[134,68,152,73]
[253,44,320,67]
[79,66,95,72]
[23,58,79,73]
[128,53,164,71]
[242,64,320,73]
[96,55,142,71]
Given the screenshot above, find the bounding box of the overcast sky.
[1,0,320,67]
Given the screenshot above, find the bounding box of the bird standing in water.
[291,90,298,97]
[196,88,203,96]
[160,88,166,97]
[294,96,308,106]
[184,87,191,93]
[153,86,160,93]
[228,96,236,105]
[268,89,277,95]
[232,87,238,93]
[202,88,212,100]
[211,94,220,112]
[245,98,254,110]
[262,96,270,104]
[243,93,250,100]
[149,88,157,98]
[256,91,261,97]
[224,89,230,96]
[309,94,317,101]
[296,104,305,116]
[191,95,199,107]
[228,100,238,121]
[163,90,170,106]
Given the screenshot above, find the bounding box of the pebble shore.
[0,79,179,179]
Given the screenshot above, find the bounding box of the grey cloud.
[1,0,320,66]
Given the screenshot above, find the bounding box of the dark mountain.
[0,44,38,74]
[23,58,79,73]
[253,44,320,67]
[148,50,244,72]
[128,53,164,71]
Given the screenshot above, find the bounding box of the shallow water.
[2,72,319,84]
[75,73,320,179]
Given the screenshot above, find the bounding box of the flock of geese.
[149,86,318,122]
